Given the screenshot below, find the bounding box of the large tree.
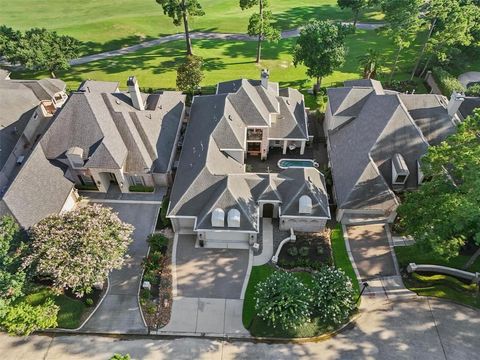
[397,111,480,269]
[410,0,477,80]
[240,0,280,63]
[337,0,367,27]
[156,0,205,55]
[357,48,381,79]
[176,55,204,96]
[293,20,348,93]
[381,0,420,82]
[25,204,134,297]
[4,28,81,78]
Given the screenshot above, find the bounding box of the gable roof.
[41,81,185,173]
[169,78,329,232]
[0,144,74,228]
[328,80,452,213]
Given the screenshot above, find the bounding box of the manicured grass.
[11,29,424,96]
[395,246,480,273]
[0,1,383,54]
[403,272,480,309]
[330,225,360,295]
[22,287,87,329]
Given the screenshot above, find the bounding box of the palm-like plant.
[357,49,381,79]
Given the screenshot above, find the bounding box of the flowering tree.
[311,267,356,324]
[255,271,312,329]
[25,204,134,297]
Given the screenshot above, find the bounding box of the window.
[299,195,313,214]
[395,174,408,184]
[129,175,145,186]
[211,208,225,227]
[227,209,241,228]
[78,175,95,186]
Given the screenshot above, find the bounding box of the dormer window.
[66,147,84,169]
[227,209,241,228]
[211,208,225,227]
[392,153,409,185]
[299,195,312,214]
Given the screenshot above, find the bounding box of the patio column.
[282,140,288,155]
[300,140,306,155]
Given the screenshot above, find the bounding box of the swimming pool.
[277,159,319,169]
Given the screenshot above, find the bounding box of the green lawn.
[395,246,480,273]
[22,287,87,329]
[11,29,424,95]
[330,225,360,295]
[0,1,383,54]
[404,272,480,309]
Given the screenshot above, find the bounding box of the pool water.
[278,159,317,169]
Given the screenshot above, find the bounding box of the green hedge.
[156,197,171,229]
[432,67,466,96]
[129,185,154,192]
[75,184,98,191]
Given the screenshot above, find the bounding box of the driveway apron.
[82,202,160,334]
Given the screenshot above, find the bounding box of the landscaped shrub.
[287,246,298,257]
[156,198,171,230]
[85,298,94,307]
[255,271,312,329]
[147,234,168,253]
[432,67,466,96]
[466,83,480,96]
[129,185,154,193]
[316,245,324,255]
[299,246,309,257]
[1,299,58,335]
[311,266,356,324]
[110,354,131,360]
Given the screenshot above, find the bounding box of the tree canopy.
[176,55,204,96]
[1,27,80,77]
[156,0,205,55]
[397,111,480,268]
[337,0,368,26]
[293,20,348,92]
[239,0,280,63]
[25,204,134,297]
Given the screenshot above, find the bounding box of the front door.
[263,203,274,218]
[108,173,118,184]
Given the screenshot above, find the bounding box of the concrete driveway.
[175,235,249,299]
[82,202,160,334]
[346,224,397,280]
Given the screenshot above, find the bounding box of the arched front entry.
[262,203,274,218]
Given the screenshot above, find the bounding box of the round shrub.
[299,246,309,257]
[85,298,94,307]
[287,246,298,257]
[255,271,312,329]
[311,266,356,324]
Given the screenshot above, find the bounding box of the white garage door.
[204,231,250,249]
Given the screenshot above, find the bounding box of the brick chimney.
[127,76,144,111]
[261,69,269,89]
[447,91,465,118]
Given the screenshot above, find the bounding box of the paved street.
[3,297,479,359]
[81,202,160,334]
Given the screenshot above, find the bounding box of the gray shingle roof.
[328,80,452,213]
[41,81,185,173]
[459,96,480,119]
[0,78,66,170]
[169,78,329,232]
[0,144,74,228]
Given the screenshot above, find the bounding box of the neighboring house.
[0,77,75,228]
[458,95,480,120]
[168,73,330,249]
[325,79,463,225]
[41,77,186,193]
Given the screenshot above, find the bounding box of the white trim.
[257,199,282,203]
[171,233,179,297]
[196,228,257,234]
[268,137,308,141]
[280,215,329,219]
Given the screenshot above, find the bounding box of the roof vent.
[227,209,241,228]
[211,208,225,227]
[392,153,409,185]
[115,99,121,105]
[299,195,312,214]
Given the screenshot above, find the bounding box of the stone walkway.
[70,22,384,66]
[253,218,273,266]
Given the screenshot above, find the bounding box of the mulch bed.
[277,229,333,271]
